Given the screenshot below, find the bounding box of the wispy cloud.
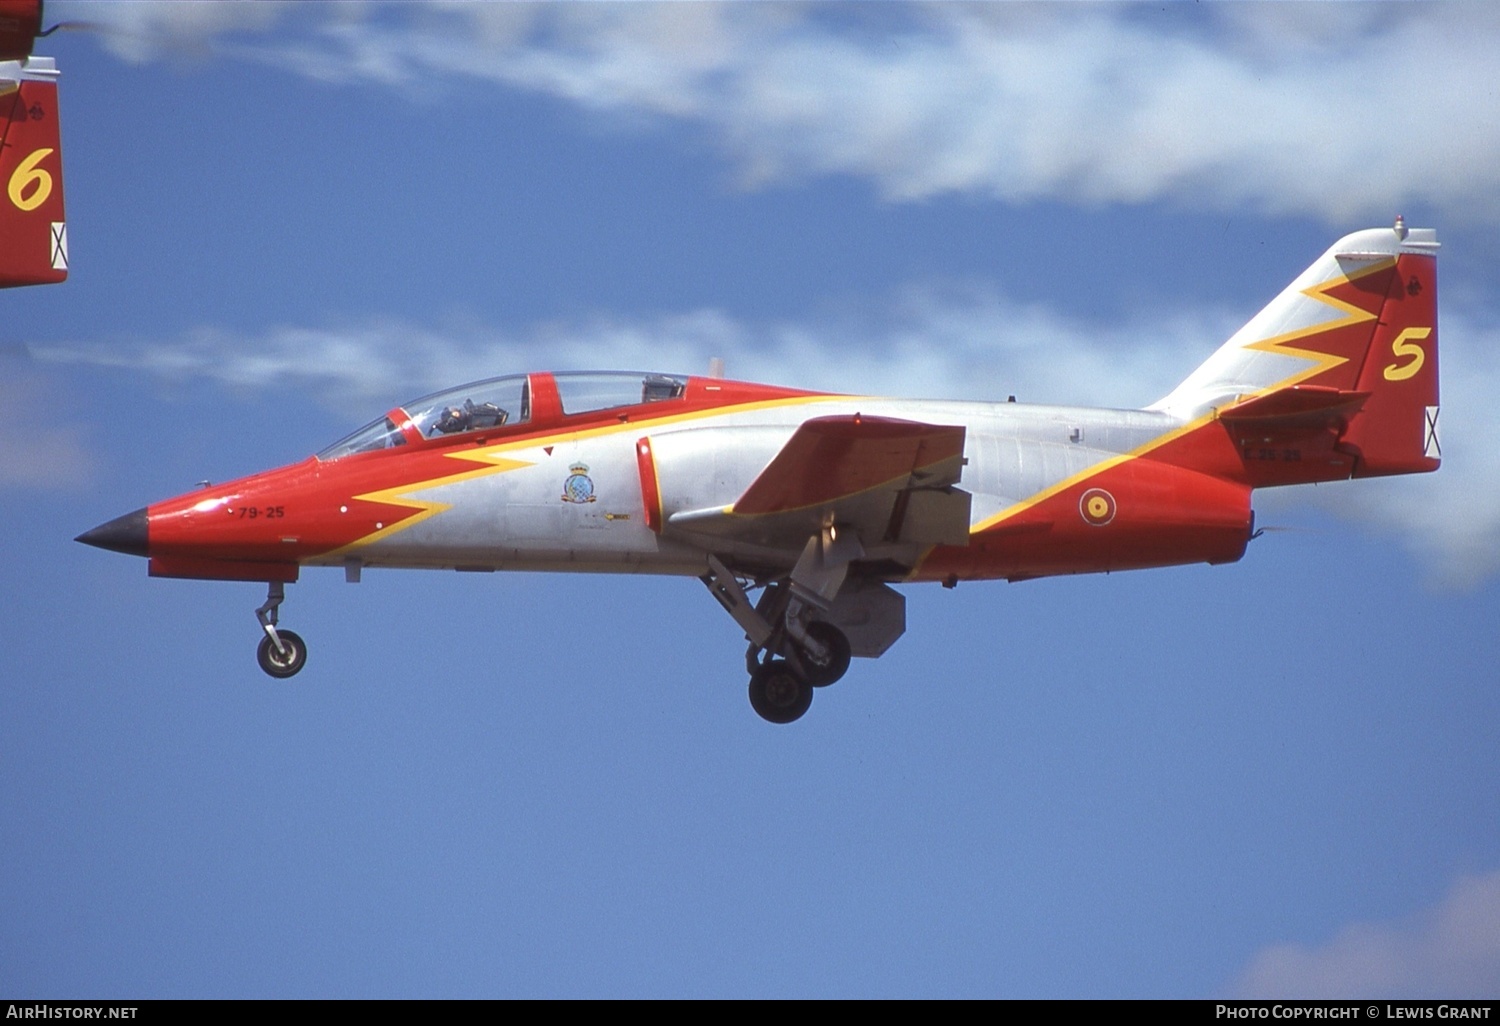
[60,0,292,64]
[27,287,1220,407]
[59,1,1500,223]
[31,292,1500,588]
[1233,869,1500,998]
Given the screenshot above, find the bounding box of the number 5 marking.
[7,147,54,212]
[1383,327,1430,382]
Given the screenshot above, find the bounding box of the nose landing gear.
[254,581,307,678]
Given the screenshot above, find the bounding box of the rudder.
[1341,232,1439,477]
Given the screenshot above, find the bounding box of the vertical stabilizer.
[1152,223,1438,483]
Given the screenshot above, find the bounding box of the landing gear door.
[824,580,906,658]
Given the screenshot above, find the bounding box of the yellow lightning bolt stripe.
[1238,256,1394,389]
[324,392,856,555]
[322,450,536,558]
[951,258,1396,544]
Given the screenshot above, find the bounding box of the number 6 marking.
[7,147,54,211]
[1383,327,1430,382]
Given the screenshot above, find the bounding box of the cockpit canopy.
[317,371,689,461]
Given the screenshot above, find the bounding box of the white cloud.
[1234,869,1500,998]
[56,2,1500,223]
[31,293,1500,588]
[26,288,1219,408]
[61,0,292,64]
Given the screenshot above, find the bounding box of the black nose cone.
[76,507,148,557]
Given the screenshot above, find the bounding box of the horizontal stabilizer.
[1219,386,1369,425]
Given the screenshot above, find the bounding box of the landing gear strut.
[796,620,852,688]
[254,581,307,678]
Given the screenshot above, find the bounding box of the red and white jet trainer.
[79,221,1440,723]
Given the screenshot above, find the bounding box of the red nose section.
[77,454,419,582]
[75,507,148,557]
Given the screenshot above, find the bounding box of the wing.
[666,414,971,550]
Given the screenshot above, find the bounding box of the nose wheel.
[257,629,307,678]
[254,581,307,679]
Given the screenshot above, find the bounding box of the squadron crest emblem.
[561,463,597,503]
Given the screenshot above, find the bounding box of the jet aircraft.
[0,0,67,289]
[78,222,1441,723]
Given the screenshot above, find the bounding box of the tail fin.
[0,53,67,289]
[1152,222,1439,482]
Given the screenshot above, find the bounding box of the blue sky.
[4,1,1499,998]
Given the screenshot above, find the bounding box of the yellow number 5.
[1383,327,1430,382]
[7,147,54,212]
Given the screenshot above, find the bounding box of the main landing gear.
[703,537,858,725]
[254,581,307,678]
[739,585,854,723]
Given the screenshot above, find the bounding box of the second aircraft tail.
[0,53,67,289]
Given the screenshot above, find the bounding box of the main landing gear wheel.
[798,621,851,688]
[748,660,813,724]
[256,629,307,679]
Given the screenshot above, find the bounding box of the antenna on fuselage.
[707,357,725,379]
